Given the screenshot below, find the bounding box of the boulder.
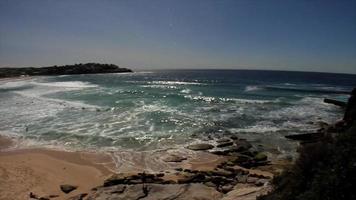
[187,143,214,151]
[220,184,234,193]
[60,184,78,194]
[162,155,187,162]
[216,141,234,148]
[216,138,231,143]
[234,140,252,152]
[254,153,268,161]
[255,179,269,187]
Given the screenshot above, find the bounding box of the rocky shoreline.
[0,133,288,200]
[0,63,132,78]
[81,135,286,200]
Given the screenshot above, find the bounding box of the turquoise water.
[0,70,355,155]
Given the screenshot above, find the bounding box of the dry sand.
[0,135,283,200]
[0,136,227,200]
[0,136,114,200]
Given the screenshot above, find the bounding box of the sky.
[0,0,355,74]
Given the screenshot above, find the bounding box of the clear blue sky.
[0,0,355,74]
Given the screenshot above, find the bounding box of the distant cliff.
[0,63,133,78]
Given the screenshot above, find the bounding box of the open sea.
[1,70,355,158]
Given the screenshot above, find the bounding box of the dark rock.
[210,169,234,177]
[216,141,234,148]
[162,155,187,162]
[177,173,206,184]
[234,140,252,152]
[104,172,167,186]
[210,176,232,186]
[187,143,214,151]
[220,184,234,193]
[247,177,259,184]
[285,132,324,141]
[183,169,192,173]
[156,173,165,177]
[254,152,268,161]
[87,183,223,200]
[255,179,268,187]
[175,168,183,171]
[229,154,251,164]
[237,175,248,183]
[230,135,239,140]
[38,197,50,200]
[216,138,231,143]
[204,181,216,188]
[104,174,128,186]
[240,150,257,157]
[29,192,38,199]
[60,184,78,194]
[67,193,87,200]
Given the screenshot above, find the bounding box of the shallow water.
[0,70,355,157]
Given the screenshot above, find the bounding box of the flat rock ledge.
[88,183,223,200]
[85,138,273,199]
[87,159,273,200]
[187,143,214,151]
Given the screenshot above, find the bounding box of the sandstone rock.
[221,184,267,200]
[60,184,78,194]
[177,173,206,183]
[246,177,259,184]
[210,169,234,177]
[205,181,216,188]
[187,143,214,151]
[87,183,223,200]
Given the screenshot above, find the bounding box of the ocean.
[1,70,355,158]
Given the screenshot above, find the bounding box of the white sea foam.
[230,126,281,133]
[150,81,204,85]
[244,85,262,92]
[32,81,98,88]
[0,80,30,89]
[183,94,278,104]
[141,85,178,89]
[180,89,191,94]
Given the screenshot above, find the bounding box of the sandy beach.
[0,136,114,200]
[0,134,283,200]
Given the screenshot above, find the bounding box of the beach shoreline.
[0,135,114,200]
[0,134,289,200]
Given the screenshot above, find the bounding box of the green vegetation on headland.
[0,63,132,78]
[259,90,356,200]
